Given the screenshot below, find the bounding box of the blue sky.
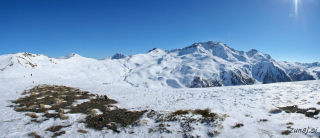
[0,0,319,62]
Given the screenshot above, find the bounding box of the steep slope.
[278,61,320,80]
[119,41,292,87]
[251,61,292,84]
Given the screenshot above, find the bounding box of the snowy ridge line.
[0,41,319,88]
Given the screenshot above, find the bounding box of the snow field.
[0,77,319,137]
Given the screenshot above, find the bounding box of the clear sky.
[0,0,319,62]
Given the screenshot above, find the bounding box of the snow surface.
[1,75,320,137]
[1,42,320,137]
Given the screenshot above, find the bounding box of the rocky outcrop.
[111,53,127,59]
[190,76,222,88]
[289,71,315,81]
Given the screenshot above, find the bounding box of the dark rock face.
[111,53,126,59]
[190,60,298,88]
[275,68,292,82]
[289,71,315,81]
[316,71,320,79]
[262,67,292,84]
[221,70,255,86]
[190,76,222,88]
[253,62,292,84]
[262,69,276,84]
[190,70,255,88]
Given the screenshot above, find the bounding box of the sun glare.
[294,0,300,15]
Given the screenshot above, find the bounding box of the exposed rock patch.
[10,85,228,137]
[10,85,145,137]
[145,108,228,137]
[278,105,320,118]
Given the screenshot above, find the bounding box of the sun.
[294,0,300,15]
[292,0,318,16]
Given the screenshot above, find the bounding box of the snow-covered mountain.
[0,41,319,88]
[278,61,320,81]
[111,53,128,59]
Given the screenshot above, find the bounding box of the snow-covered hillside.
[1,74,320,137]
[278,61,320,80]
[1,41,319,88]
[1,41,320,137]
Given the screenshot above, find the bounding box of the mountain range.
[1,41,319,88]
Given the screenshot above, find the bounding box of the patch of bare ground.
[52,130,66,137]
[278,105,320,118]
[27,132,42,138]
[10,85,228,137]
[281,130,291,135]
[77,129,88,133]
[145,108,228,137]
[232,123,244,128]
[10,85,146,136]
[45,125,71,132]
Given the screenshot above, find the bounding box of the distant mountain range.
[0,41,319,88]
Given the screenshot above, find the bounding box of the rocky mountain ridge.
[0,41,319,88]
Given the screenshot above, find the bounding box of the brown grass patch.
[171,109,190,116]
[45,125,70,132]
[52,130,66,137]
[193,108,217,118]
[286,122,294,125]
[281,130,291,135]
[27,132,41,138]
[77,129,88,134]
[26,113,37,118]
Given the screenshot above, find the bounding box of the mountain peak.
[111,53,127,59]
[181,41,221,50]
[147,47,159,53]
[15,52,40,57]
[147,47,166,54]
[246,49,259,57]
[58,53,80,59]
[1,40,319,89]
[248,49,258,53]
